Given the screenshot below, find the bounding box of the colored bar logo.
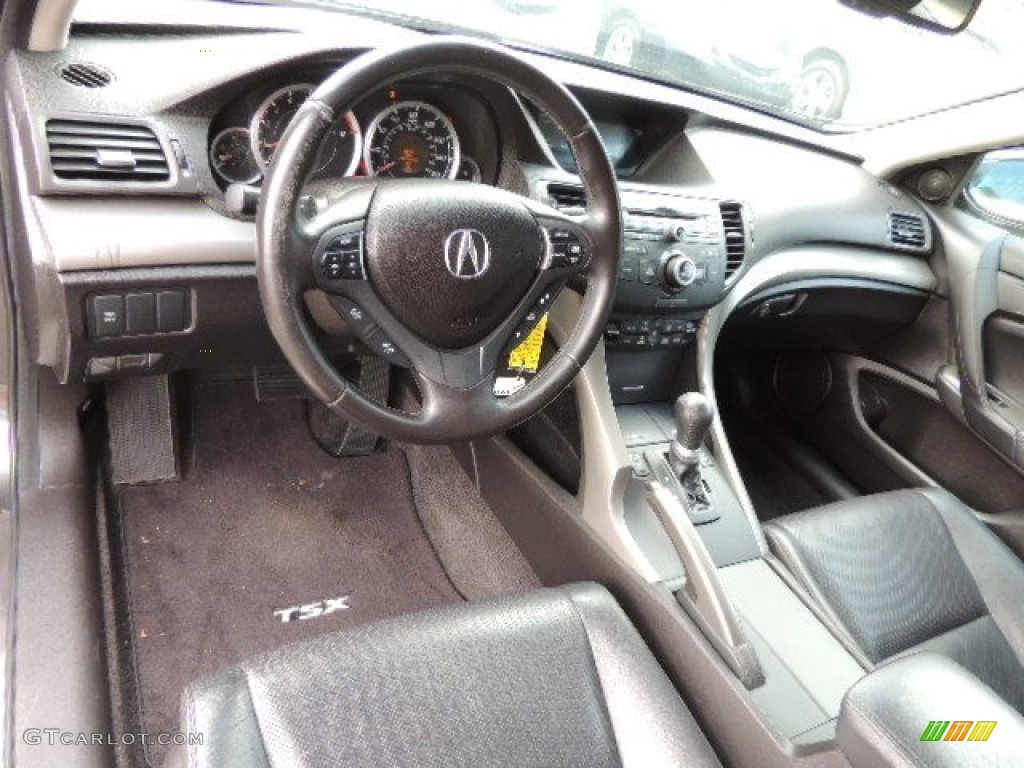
[920,721,997,742]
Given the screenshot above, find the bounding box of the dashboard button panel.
[614,198,738,312]
[89,290,188,338]
[605,315,699,351]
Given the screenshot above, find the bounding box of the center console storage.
[615,400,867,744]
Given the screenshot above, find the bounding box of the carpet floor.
[114,382,462,766]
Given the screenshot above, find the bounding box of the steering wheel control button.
[546,227,589,270]
[321,231,364,281]
[363,328,412,368]
[328,297,411,368]
[90,295,126,337]
[332,297,373,335]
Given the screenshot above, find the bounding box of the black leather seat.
[764,488,1024,712]
[171,583,721,768]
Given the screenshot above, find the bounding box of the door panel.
[811,206,1024,556]
[985,314,1024,407]
[859,368,1024,513]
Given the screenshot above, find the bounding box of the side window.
[965,148,1024,228]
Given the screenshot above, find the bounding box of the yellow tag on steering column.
[508,314,548,373]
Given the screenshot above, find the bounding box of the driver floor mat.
[109,381,462,767]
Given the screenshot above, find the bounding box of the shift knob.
[674,392,714,451]
[670,392,715,478]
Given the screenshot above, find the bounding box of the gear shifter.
[669,392,714,480]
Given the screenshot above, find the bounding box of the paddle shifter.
[669,392,714,480]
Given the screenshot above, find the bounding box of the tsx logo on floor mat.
[273,595,351,624]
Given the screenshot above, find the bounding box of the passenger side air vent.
[546,183,586,214]
[719,201,746,279]
[46,119,170,182]
[57,62,113,88]
[888,211,928,250]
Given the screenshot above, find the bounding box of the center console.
[613,197,736,312]
[540,187,871,752]
[598,192,745,403]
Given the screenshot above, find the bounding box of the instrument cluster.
[208,80,495,189]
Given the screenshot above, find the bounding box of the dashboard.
[207,75,502,187]
[4,15,936,387]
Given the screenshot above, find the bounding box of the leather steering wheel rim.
[257,38,622,443]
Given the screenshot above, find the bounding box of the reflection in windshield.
[77,0,1024,130]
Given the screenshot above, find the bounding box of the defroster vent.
[57,62,113,88]
[46,119,170,182]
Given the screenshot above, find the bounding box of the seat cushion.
[176,583,721,768]
[764,488,1024,712]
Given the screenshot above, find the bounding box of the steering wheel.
[257,38,622,443]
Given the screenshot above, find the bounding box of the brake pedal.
[253,365,312,401]
[308,356,390,457]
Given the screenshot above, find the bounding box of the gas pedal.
[308,356,390,457]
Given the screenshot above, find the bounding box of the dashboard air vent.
[719,201,746,279]
[46,119,170,182]
[57,62,113,88]
[888,211,927,249]
[547,183,586,213]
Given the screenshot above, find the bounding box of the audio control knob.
[661,252,698,291]
[667,223,686,241]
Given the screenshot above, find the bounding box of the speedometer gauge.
[364,101,460,179]
[250,84,361,176]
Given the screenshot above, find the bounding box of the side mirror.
[840,0,981,33]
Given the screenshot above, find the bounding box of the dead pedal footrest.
[107,375,179,485]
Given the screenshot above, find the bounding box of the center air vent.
[888,211,928,250]
[719,201,746,279]
[546,183,586,213]
[46,119,170,182]
[57,62,113,88]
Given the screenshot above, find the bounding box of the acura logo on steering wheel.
[444,228,491,279]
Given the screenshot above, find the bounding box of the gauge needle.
[375,161,396,176]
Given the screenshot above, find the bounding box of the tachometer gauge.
[209,127,261,185]
[250,84,361,176]
[364,101,460,179]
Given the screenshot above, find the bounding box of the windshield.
[75,0,1024,131]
